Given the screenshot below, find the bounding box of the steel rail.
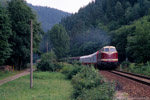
[110,70,150,86]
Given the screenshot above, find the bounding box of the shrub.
[61,63,74,74]
[37,50,56,71]
[76,83,115,100]
[61,63,83,79]
[37,60,55,71]
[128,62,150,76]
[121,61,130,69]
[71,67,108,99]
[54,62,64,71]
[71,60,82,66]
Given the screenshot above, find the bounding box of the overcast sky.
[26,0,94,13]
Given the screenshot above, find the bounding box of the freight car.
[71,46,119,70]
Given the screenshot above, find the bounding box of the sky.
[26,0,94,13]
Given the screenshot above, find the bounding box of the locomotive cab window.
[104,48,109,52]
[110,48,116,52]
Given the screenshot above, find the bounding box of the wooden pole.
[30,20,33,88]
[47,41,48,53]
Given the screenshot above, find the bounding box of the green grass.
[0,71,20,80]
[0,72,73,100]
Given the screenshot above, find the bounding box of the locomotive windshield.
[103,47,116,52]
[104,48,109,52]
[110,48,116,52]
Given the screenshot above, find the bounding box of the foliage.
[0,72,73,100]
[121,61,130,68]
[61,63,83,79]
[76,83,115,100]
[48,24,70,58]
[112,16,150,63]
[126,62,150,76]
[37,50,56,71]
[111,25,135,62]
[7,0,43,69]
[71,67,115,100]
[0,5,12,65]
[127,16,150,63]
[0,0,8,6]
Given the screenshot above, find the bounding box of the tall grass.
[0,72,73,100]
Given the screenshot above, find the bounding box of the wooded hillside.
[28,4,70,32]
[60,0,150,63]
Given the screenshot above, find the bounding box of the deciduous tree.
[48,24,70,58]
[7,0,42,69]
[0,5,12,65]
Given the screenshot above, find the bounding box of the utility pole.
[30,20,33,88]
[46,41,48,53]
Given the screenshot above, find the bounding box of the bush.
[37,50,56,71]
[61,64,115,99]
[61,64,73,74]
[71,67,115,99]
[37,60,55,71]
[121,61,130,69]
[72,67,103,89]
[127,62,150,76]
[77,83,115,100]
[54,62,65,71]
[61,63,83,79]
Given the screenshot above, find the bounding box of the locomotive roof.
[103,46,116,48]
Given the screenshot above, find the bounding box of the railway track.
[110,70,150,86]
[100,70,150,98]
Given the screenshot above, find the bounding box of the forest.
[60,0,150,63]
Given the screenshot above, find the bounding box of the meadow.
[0,72,73,100]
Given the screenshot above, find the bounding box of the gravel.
[100,71,150,100]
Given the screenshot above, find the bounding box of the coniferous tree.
[115,1,124,19]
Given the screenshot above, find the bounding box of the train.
[70,46,119,70]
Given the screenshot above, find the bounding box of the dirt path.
[0,69,33,85]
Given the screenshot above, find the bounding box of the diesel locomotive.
[71,46,119,70]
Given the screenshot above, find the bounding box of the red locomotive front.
[101,46,118,62]
[97,46,119,69]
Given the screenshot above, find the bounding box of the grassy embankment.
[0,72,73,100]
